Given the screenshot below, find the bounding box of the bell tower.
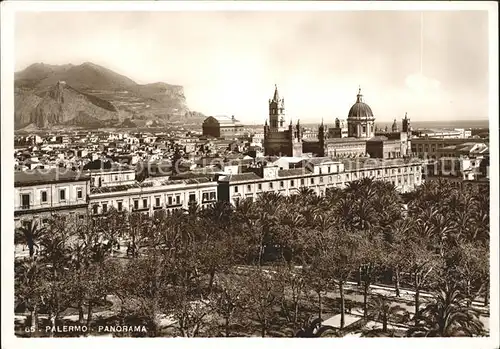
[268,84,286,131]
[401,112,412,156]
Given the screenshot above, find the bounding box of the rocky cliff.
[14,62,204,129]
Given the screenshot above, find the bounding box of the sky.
[14,10,490,124]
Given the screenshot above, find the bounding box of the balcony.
[202,199,217,204]
[15,201,88,215]
[153,205,163,210]
[166,202,183,208]
[132,206,149,212]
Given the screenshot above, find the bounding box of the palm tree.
[365,295,407,333]
[408,282,486,337]
[16,221,45,258]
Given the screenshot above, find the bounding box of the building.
[302,90,412,159]
[14,169,90,228]
[263,85,303,157]
[202,115,244,138]
[89,177,218,216]
[366,136,402,159]
[217,157,424,205]
[346,88,376,138]
[411,138,483,159]
[85,164,136,188]
[328,118,348,138]
[425,142,489,180]
[413,128,472,139]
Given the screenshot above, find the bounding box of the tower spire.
[357,86,363,103]
[273,84,280,102]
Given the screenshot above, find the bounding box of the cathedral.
[263,85,412,159]
[263,85,303,157]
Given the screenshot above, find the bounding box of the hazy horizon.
[15,10,489,123]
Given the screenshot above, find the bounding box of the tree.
[209,273,246,337]
[402,237,443,326]
[365,295,407,333]
[15,220,46,258]
[275,263,307,328]
[244,267,284,337]
[408,282,486,337]
[15,259,45,336]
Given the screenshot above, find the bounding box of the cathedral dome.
[348,88,374,119]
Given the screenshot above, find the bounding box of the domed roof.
[348,88,374,119]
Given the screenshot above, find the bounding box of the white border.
[1,2,498,349]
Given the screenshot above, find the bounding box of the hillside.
[14,62,205,129]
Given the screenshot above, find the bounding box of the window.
[143,199,148,208]
[327,166,331,173]
[155,197,161,207]
[102,203,108,213]
[176,195,181,204]
[117,201,123,212]
[189,194,196,203]
[202,193,209,202]
[77,188,83,199]
[311,178,315,184]
[280,181,284,188]
[234,186,239,193]
[300,179,305,186]
[210,192,216,200]
[247,185,251,191]
[41,191,48,203]
[134,200,139,210]
[319,177,323,183]
[258,183,262,190]
[59,189,66,201]
[93,205,98,214]
[115,176,118,181]
[290,180,295,187]
[21,194,30,209]
[269,182,273,189]
[168,196,173,206]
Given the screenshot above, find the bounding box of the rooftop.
[342,158,422,170]
[278,168,312,177]
[15,169,90,187]
[90,177,214,194]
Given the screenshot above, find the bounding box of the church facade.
[263,85,413,159]
[263,85,303,157]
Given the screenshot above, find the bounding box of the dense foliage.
[14,178,489,337]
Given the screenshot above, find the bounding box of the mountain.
[14,62,205,129]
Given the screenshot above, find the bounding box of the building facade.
[411,138,482,159]
[14,169,90,228]
[86,165,136,188]
[263,85,303,157]
[217,158,424,205]
[202,115,244,138]
[347,88,376,138]
[89,177,218,216]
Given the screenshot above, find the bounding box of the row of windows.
[93,192,217,214]
[90,174,132,185]
[19,188,84,209]
[233,170,421,193]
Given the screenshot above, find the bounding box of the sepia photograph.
[1,1,498,348]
